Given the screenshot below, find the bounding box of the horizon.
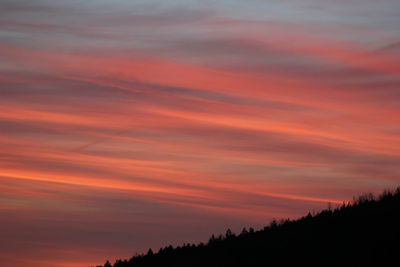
[1,0,400,266]
[98,187,400,267]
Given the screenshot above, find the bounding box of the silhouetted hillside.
[97,187,400,267]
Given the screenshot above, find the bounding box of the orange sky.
[1,0,400,266]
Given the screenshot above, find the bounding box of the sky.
[0,0,400,266]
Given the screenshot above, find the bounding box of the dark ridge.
[96,187,400,267]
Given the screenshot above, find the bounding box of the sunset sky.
[1,0,400,266]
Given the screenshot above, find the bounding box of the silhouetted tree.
[240,227,248,236]
[270,219,278,228]
[147,248,153,256]
[208,234,216,244]
[225,228,233,238]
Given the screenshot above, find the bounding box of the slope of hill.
[98,187,400,267]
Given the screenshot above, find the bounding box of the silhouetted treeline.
[97,187,400,267]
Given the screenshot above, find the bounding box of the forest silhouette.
[96,187,400,267]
